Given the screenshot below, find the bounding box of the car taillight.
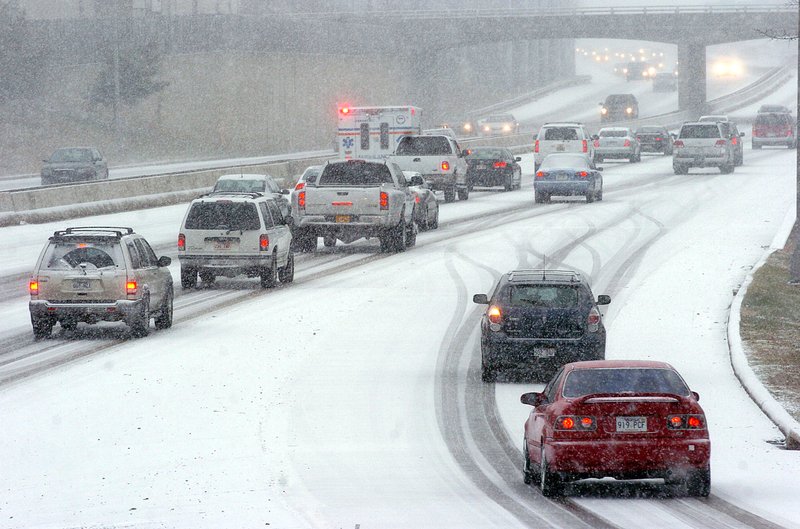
[731,137,738,145]
[415,195,420,203]
[259,234,269,251]
[441,161,450,171]
[534,139,540,153]
[487,305,502,324]
[667,414,706,430]
[178,233,185,251]
[29,280,39,296]
[126,280,137,295]
[298,191,306,209]
[715,139,728,146]
[673,140,684,147]
[380,191,389,210]
[493,161,507,168]
[536,171,547,178]
[623,139,631,147]
[555,415,596,431]
[655,137,662,141]
[587,306,601,332]
[582,139,588,152]
[576,171,589,178]
[787,129,794,137]
[294,181,306,190]
[592,139,600,148]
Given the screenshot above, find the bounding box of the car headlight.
[502,124,511,132]
[463,123,472,132]
[626,107,633,114]
[600,108,608,115]
[483,125,491,132]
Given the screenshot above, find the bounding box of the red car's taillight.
[623,139,631,147]
[555,415,596,431]
[667,414,706,430]
[178,233,185,251]
[380,191,389,210]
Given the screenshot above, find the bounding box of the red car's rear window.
[562,368,690,398]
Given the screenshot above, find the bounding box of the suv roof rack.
[203,191,265,199]
[52,226,134,239]
[507,269,582,282]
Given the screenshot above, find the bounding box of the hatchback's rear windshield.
[599,130,628,137]
[542,128,579,141]
[468,148,507,159]
[185,202,261,230]
[319,162,393,186]
[395,136,452,156]
[679,124,721,139]
[755,113,791,126]
[562,368,690,398]
[43,241,123,269]
[506,285,579,308]
[213,179,267,193]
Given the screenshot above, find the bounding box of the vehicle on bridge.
[636,126,675,155]
[599,94,639,123]
[465,147,522,191]
[390,135,470,202]
[473,269,610,382]
[477,113,520,136]
[337,105,422,161]
[521,360,710,497]
[40,147,109,186]
[593,127,641,163]
[672,122,736,175]
[625,61,655,81]
[212,173,291,219]
[534,153,603,204]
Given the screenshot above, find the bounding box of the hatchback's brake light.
[126,280,138,295]
[380,191,389,210]
[667,414,706,430]
[259,234,269,251]
[493,161,507,168]
[178,233,185,251]
[576,171,589,178]
[593,139,600,148]
[441,161,450,171]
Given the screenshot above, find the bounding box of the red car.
[752,112,796,149]
[521,360,710,497]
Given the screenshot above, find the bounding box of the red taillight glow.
[715,139,728,146]
[339,106,351,115]
[581,417,594,428]
[534,139,540,153]
[582,139,588,152]
[493,161,508,168]
[294,181,306,190]
[560,417,575,429]
[556,415,597,431]
[29,280,39,295]
[587,306,601,332]
[688,416,703,428]
[298,191,306,208]
[536,171,546,178]
[655,137,662,141]
[415,195,420,203]
[126,280,137,295]
[623,139,631,147]
[260,234,269,250]
[576,171,589,177]
[441,161,450,171]
[178,233,185,251]
[667,414,705,430]
[593,139,600,148]
[487,305,502,324]
[673,140,684,147]
[670,415,684,428]
[380,191,389,210]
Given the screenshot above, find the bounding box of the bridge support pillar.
[677,42,708,118]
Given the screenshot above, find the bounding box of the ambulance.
[337,105,423,160]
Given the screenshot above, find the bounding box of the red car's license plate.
[616,416,647,432]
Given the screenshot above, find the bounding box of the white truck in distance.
[337,105,422,160]
[390,135,470,203]
[292,160,419,253]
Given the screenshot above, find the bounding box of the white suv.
[672,122,735,174]
[534,122,596,171]
[178,192,294,289]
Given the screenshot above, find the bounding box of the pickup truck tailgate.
[305,188,385,217]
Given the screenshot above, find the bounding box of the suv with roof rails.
[178,191,294,289]
[28,226,173,338]
[534,122,597,171]
[473,269,610,382]
[672,121,737,174]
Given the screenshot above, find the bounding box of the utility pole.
[112,0,122,143]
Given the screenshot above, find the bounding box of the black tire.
[323,235,336,248]
[752,143,761,150]
[260,254,278,288]
[379,235,393,253]
[31,315,54,339]
[735,154,743,167]
[181,267,197,289]
[628,154,636,163]
[60,320,78,332]
[429,205,439,229]
[586,189,595,203]
[596,185,603,201]
[523,442,534,485]
[129,296,151,338]
[539,446,564,497]
[673,164,688,175]
[199,270,215,285]
[405,219,417,248]
[154,287,174,330]
[685,468,711,497]
[481,351,497,383]
[535,191,550,204]
[720,163,734,174]
[457,186,469,201]
[443,186,456,203]
[503,175,513,192]
[391,218,408,252]
[278,250,295,284]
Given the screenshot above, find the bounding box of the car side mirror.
[520,392,547,406]
[692,391,700,402]
[280,189,290,195]
[410,175,424,186]
[597,294,611,305]
[472,293,488,304]
[42,159,49,163]
[157,256,171,267]
[596,167,604,172]
[515,157,522,162]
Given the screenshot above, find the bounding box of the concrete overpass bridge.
[280,3,798,115]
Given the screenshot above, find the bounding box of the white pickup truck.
[292,159,419,253]
[390,135,469,203]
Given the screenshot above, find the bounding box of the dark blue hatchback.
[473,270,611,382]
[534,153,603,204]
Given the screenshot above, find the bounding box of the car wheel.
[31,315,54,339]
[586,189,595,203]
[405,218,417,248]
[392,218,408,252]
[523,441,535,485]
[735,154,743,167]
[539,445,563,497]
[457,186,469,201]
[199,270,216,284]
[673,164,688,175]
[535,191,550,204]
[443,186,456,203]
[429,204,439,230]
[260,253,278,288]
[180,266,197,289]
[129,296,151,338]
[481,351,497,383]
[720,163,734,174]
[154,286,174,330]
[379,235,393,253]
[596,185,603,201]
[752,142,761,150]
[503,175,513,192]
[278,250,295,284]
[323,235,336,248]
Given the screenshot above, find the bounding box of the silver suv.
[178,192,294,289]
[534,123,596,171]
[29,227,173,338]
[672,122,735,174]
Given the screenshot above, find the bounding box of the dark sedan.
[635,126,674,155]
[534,153,603,204]
[40,147,108,186]
[466,147,522,191]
